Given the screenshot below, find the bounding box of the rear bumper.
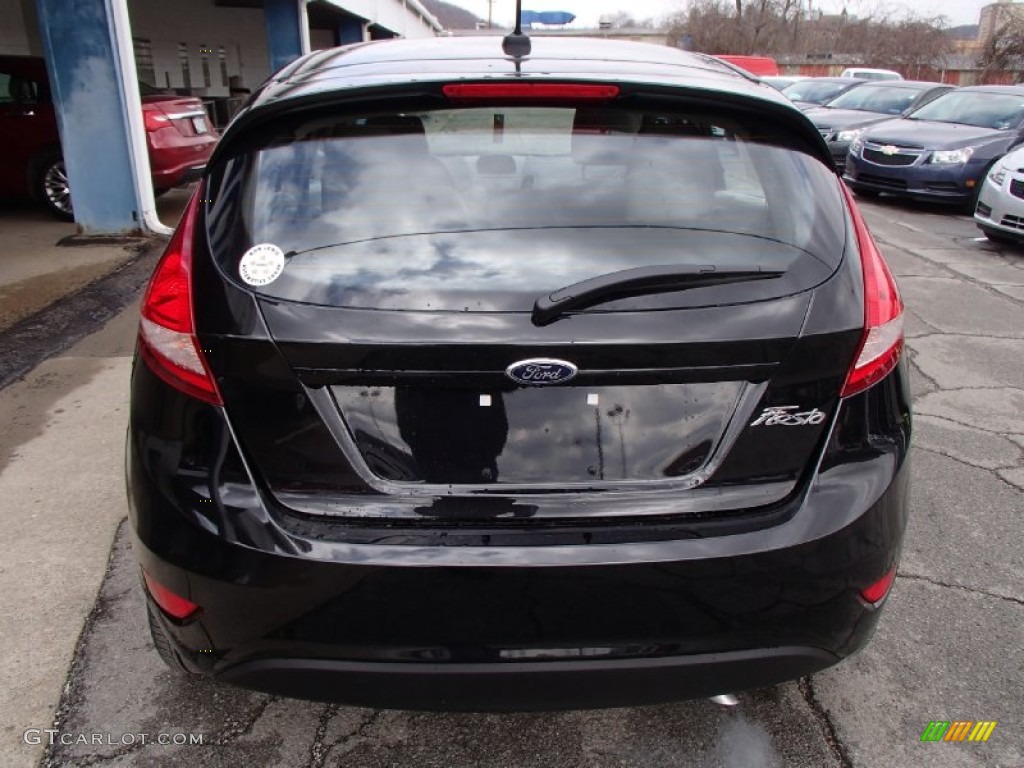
[130,452,909,709]
[128,356,912,710]
[150,161,208,190]
[218,647,837,711]
[147,133,216,190]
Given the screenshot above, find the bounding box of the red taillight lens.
[443,83,620,101]
[860,565,898,604]
[143,571,201,621]
[840,185,904,397]
[143,107,171,132]
[138,190,222,405]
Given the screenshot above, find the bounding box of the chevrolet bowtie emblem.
[881,145,899,156]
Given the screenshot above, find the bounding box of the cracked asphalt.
[0,197,1021,767]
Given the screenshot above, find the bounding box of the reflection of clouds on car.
[249,119,837,268]
[271,228,821,312]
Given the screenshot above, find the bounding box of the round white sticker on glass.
[238,244,285,287]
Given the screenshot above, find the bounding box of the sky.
[447,0,995,29]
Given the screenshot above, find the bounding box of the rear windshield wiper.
[531,264,785,326]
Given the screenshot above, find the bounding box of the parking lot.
[0,196,1022,767]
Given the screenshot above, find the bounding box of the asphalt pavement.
[0,197,1021,768]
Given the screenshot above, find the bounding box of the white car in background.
[974,145,1024,244]
[841,68,903,81]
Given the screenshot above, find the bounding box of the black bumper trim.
[218,646,838,711]
[178,165,206,185]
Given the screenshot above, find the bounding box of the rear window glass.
[206,104,846,311]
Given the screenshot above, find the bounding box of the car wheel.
[849,184,879,198]
[146,603,193,673]
[33,151,74,221]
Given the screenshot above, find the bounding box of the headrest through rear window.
[356,114,431,154]
[571,109,641,165]
[363,114,427,135]
[638,115,716,137]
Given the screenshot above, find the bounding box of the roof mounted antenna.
[503,0,532,58]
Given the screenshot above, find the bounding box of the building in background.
[978,1,1024,43]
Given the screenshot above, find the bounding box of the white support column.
[108,0,171,235]
[298,0,312,55]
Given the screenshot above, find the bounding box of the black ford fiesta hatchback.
[127,35,911,711]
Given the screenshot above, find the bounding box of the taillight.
[840,185,904,397]
[143,107,171,132]
[138,190,222,405]
[443,83,620,101]
[143,571,201,621]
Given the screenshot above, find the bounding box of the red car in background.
[0,55,218,220]
[713,55,780,77]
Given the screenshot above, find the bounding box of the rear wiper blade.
[531,264,785,327]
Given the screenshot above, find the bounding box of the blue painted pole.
[34,0,145,234]
[264,0,308,74]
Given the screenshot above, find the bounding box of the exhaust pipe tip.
[709,693,740,708]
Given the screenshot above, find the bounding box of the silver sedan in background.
[974,145,1024,244]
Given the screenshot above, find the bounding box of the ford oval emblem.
[505,358,578,386]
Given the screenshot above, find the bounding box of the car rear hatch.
[196,87,864,521]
